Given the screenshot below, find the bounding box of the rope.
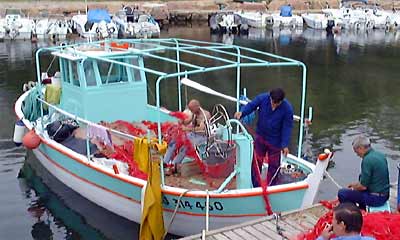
[163,189,193,239]
[273,213,289,240]
[22,86,42,122]
[46,55,57,73]
[269,166,281,186]
[253,153,273,215]
[324,170,343,189]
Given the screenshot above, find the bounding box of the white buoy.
[13,119,25,146]
[52,72,61,86]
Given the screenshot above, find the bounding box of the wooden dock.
[180,184,398,240]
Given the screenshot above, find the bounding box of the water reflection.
[19,152,179,240]
[208,26,400,201]
[211,27,400,53]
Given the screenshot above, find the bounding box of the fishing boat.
[15,39,332,236]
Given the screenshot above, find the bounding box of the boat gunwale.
[15,91,309,200]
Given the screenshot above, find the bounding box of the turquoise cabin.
[54,50,150,123]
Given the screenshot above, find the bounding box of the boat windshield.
[5,9,23,16]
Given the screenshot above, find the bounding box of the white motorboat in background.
[209,11,249,34]
[236,11,269,28]
[71,9,118,39]
[266,5,303,29]
[114,8,160,38]
[389,11,400,30]
[34,13,71,40]
[2,8,34,40]
[302,13,330,29]
[363,7,391,29]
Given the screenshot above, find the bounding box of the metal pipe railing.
[37,98,139,142]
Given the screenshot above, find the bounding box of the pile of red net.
[102,112,210,179]
[296,200,400,240]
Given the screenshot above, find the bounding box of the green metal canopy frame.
[34,38,308,158]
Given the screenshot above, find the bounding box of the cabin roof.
[43,38,304,79]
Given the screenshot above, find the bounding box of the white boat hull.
[302,14,328,30]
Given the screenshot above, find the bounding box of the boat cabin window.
[60,59,70,84]
[70,62,80,87]
[129,57,142,82]
[97,57,142,84]
[98,61,129,84]
[83,60,97,87]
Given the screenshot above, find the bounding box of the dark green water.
[1,25,400,239]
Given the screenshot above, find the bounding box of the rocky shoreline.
[0,0,398,22]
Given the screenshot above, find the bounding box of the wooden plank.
[205,236,218,240]
[301,213,319,225]
[289,214,317,229]
[264,218,301,238]
[232,228,258,240]
[242,226,268,239]
[213,234,231,240]
[222,230,244,240]
[273,219,301,236]
[259,220,295,240]
[281,218,309,232]
[252,223,283,239]
[283,216,314,231]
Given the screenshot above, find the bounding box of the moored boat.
[236,11,269,28]
[209,11,249,34]
[15,39,332,237]
[2,8,34,40]
[302,13,330,30]
[71,9,118,39]
[266,5,303,29]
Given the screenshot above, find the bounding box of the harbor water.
[1,25,400,239]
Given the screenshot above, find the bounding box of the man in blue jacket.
[234,88,293,186]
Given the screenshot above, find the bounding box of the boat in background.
[302,13,329,30]
[0,8,34,40]
[34,12,71,40]
[389,10,400,30]
[209,11,249,34]
[363,6,391,29]
[71,9,118,39]
[266,5,303,29]
[15,38,331,236]
[113,8,160,38]
[236,11,269,28]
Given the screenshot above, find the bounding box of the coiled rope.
[22,85,43,122]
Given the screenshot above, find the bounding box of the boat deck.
[180,184,398,240]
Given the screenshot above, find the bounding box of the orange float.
[318,149,332,161]
[23,130,41,149]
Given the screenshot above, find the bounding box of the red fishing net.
[296,200,400,240]
[102,111,239,179]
